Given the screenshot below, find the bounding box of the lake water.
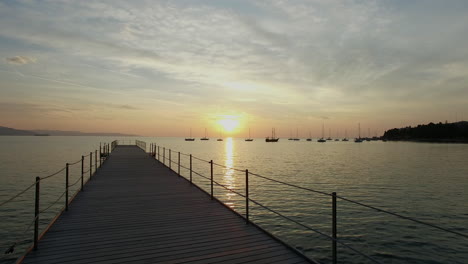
[1,136,467,263]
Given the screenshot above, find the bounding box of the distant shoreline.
[385,138,468,144]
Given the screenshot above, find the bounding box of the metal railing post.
[169,149,172,170]
[81,156,84,191]
[89,152,92,179]
[163,147,166,165]
[178,152,180,176]
[99,144,102,166]
[158,146,160,160]
[246,169,249,224]
[332,192,337,264]
[95,150,97,172]
[65,163,69,211]
[210,160,213,200]
[33,177,40,250]
[190,154,192,184]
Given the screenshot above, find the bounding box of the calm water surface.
[1,136,467,263]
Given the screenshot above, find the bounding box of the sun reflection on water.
[223,137,236,208]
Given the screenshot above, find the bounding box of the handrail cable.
[249,172,468,239]
[2,214,37,255]
[68,176,83,188]
[192,156,211,163]
[249,172,332,197]
[0,182,36,207]
[174,164,381,264]
[39,190,66,215]
[248,198,383,264]
[335,194,468,239]
[68,159,82,166]
[38,167,66,181]
[3,189,66,255]
[146,145,468,239]
[211,161,245,172]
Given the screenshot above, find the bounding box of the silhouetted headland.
[0,126,136,136]
[383,121,468,143]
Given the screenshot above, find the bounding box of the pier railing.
[149,143,468,264]
[0,142,113,258]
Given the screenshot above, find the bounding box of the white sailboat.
[318,124,326,142]
[245,128,253,141]
[355,123,363,143]
[200,128,209,140]
[185,128,195,141]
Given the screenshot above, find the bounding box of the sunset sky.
[1,0,467,137]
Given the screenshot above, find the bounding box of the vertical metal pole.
[210,160,213,200]
[246,169,249,224]
[178,152,180,176]
[169,149,172,170]
[190,154,192,184]
[163,147,166,165]
[95,150,97,173]
[89,152,92,179]
[332,192,337,264]
[81,156,84,191]
[158,146,160,160]
[65,163,69,211]
[99,144,102,166]
[33,177,40,250]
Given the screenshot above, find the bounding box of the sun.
[218,118,239,133]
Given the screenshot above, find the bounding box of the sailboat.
[217,129,223,141]
[185,128,195,141]
[293,128,300,141]
[245,128,253,141]
[265,128,279,142]
[288,130,294,140]
[355,123,363,143]
[200,128,209,140]
[342,129,349,141]
[334,131,339,141]
[306,131,312,141]
[318,124,326,142]
[326,128,332,140]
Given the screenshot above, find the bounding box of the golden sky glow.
[1,1,467,137]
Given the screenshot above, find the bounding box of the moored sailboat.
[355,123,363,143]
[200,128,209,140]
[245,128,253,141]
[318,123,326,142]
[265,128,279,142]
[185,128,195,141]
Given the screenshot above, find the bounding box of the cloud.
[5,55,37,65]
[115,104,139,110]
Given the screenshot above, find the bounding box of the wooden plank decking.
[21,145,313,264]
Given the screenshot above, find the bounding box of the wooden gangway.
[21,145,313,264]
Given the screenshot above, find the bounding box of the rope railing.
[151,143,468,264]
[40,167,67,181]
[211,161,246,172]
[1,144,113,255]
[181,149,468,239]
[68,159,82,166]
[0,182,36,208]
[248,197,383,264]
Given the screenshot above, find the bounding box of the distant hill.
[0,126,137,136]
[0,126,35,135]
[383,121,468,143]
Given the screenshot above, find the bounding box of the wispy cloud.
[0,0,467,134]
[5,55,36,65]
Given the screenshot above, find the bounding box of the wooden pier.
[21,145,313,264]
